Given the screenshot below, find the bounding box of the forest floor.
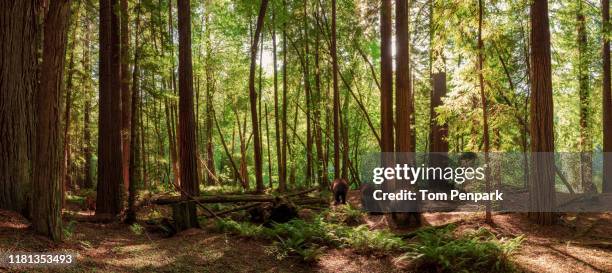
[0,190,611,273]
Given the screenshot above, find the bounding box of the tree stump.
[172,201,199,231]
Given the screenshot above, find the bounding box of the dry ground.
[0,190,610,273]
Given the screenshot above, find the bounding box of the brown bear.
[332,178,348,205]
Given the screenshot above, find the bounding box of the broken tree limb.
[212,107,244,187]
[555,165,575,194]
[168,183,222,221]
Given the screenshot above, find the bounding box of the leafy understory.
[398,224,524,273]
[213,209,523,271]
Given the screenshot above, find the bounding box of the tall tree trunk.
[341,92,349,180]
[120,0,131,193]
[140,86,148,188]
[167,0,180,188]
[204,8,216,186]
[603,0,612,193]
[395,0,412,155]
[249,0,269,194]
[83,22,93,189]
[529,0,556,225]
[126,2,142,224]
[381,0,393,156]
[0,0,37,215]
[83,92,93,189]
[304,0,313,185]
[428,0,447,155]
[410,70,416,152]
[478,0,492,222]
[522,23,531,190]
[314,21,328,189]
[97,0,125,217]
[257,29,264,187]
[280,1,288,192]
[62,6,80,192]
[62,39,75,194]
[236,112,250,190]
[331,0,342,179]
[177,0,200,228]
[165,97,180,187]
[393,0,418,227]
[577,1,594,193]
[271,6,283,191]
[265,104,273,188]
[31,0,71,241]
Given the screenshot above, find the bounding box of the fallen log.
[153,195,276,205]
[152,188,318,205]
[284,188,317,198]
[202,197,326,219]
[204,203,262,218]
[68,213,115,223]
[293,197,328,206]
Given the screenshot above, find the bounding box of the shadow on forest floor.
[0,190,610,273]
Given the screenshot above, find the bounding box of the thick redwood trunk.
[380,0,394,155]
[177,0,200,228]
[32,0,71,241]
[0,0,37,215]
[97,0,125,217]
[380,1,394,226]
[172,0,200,229]
[529,0,556,225]
[392,0,418,227]
[395,0,411,155]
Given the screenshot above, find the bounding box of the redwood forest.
[1,0,612,272]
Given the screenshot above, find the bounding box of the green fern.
[398,224,524,273]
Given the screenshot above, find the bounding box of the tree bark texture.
[31,0,71,241]
[0,0,37,215]
[529,0,556,225]
[96,0,125,217]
